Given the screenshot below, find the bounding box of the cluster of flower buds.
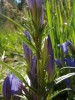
[23,30,37,86]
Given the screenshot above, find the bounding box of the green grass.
[46,0,75,58]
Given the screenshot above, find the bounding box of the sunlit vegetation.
[0,0,75,100]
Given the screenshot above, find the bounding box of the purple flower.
[30,55,37,86]
[55,59,62,67]
[3,75,11,100]
[27,0,43,28]
[64,57,72,66]
[23,30,32,64]
[24,30,31,41]
[28,0,35,12]
[47,35,54,81]
[71,58,75,67]
[63,57,75,67]
[40,11,44,28]
[68,41,75,53]
[58,41,70,55]
[28,0,42,14]
[3,74,22,100]
[20,84,29,96]
[36,0,42,9]
[23,43,32,64]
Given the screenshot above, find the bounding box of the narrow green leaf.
[51,88,71,99]
[18,33,36,53]
[60,67,75,71]
[73,0,75,30]
[55,73,75,84]
[43,73,75,98]
[0,13,24,31]
[46,0,52,28]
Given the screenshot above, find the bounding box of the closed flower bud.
[23,43,32,64]
[30,55,37,86]
[47,35,54,81]
[2,74,22,100]
[23,30,32,64]
[27,0,43,29]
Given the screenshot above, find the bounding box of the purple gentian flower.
[20,84,29,96]
[28,0,42,14]
[71,58,75,67]
[27,0,43,28]
[58,41,70,55]
[47,35,54,81]
[30,55,37,86]
[3,75,11,100]
[40,10,44,28]
[68,41,75,53]
[23,30,32,64]
[64,57,72,66]
[2,74,22,100]
[55,59,63,67]
[23,43,32,64]
[72,58,75,67]
[24,30,31,41]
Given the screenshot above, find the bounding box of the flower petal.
[71,58,75,67]
[30,55,37,86]
[24,30,31,41]
[64,57,72,66]
[58,42,70,55]
[2,74,22,100]
[47,35,54,81]
[55,59,62,67]
[11,74,22,95]
[23,43,32,64]
[2,75,11,100]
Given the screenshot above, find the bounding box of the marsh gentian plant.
[2,1,75,100]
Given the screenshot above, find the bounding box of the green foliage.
[0,0,75,100]
[46,0,75,58]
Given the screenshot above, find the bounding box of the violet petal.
[47,35,54,81]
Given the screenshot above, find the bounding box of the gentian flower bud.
[23,43,32,64]
[55,59,62,67]
[28,0,43,28]
[58,41,70,55]
[3,75,11,100]
[23,30,32,64]
[30,55,37,86]
[47,35,54,81]
[2,74,22,100]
